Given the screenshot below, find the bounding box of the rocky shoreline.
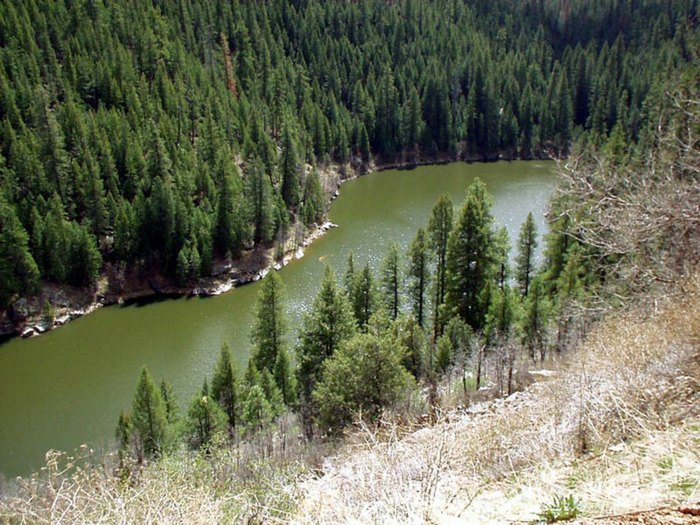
[1,221,338,340]
[1,151,550,341]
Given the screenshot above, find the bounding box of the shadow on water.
[120,293,184,308]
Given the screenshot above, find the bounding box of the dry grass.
[2,278,698,524]
[294,275,700,524]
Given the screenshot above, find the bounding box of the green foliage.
[0,197,39,306]
[351,264,376,331]
[313,332,414,433]
[536,494,581,523]
[516,212,538,296]
[159,380,178,425]
[131,367,168,461]
[428,194,453,335]
[297,266,356,434]
[251,271,287,374]
[185,381,227,451]
[242,384,274,434]
[0,0,691,296]
[300,169,325,226]
[379,243,401,320]
[520,276,551,361]
[485,285,521,346]
[210,343,240,431]
[445,179,496,331]
[273,347,297,408]
[435,335,454,374]
[392,316,427,379]
[406,227,430,328]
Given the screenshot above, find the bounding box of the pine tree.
[493,226,511,291]
[0,197,39,306]
[159,379,178,424]
[515,212,538,296]
[435,335,453,374]
[131,367,168,462]
[379,243,401,320]
[352,264,376,330]
[520,275,550,361]
[245,159,275,244]
[445,179,496,331]
[297,266,356,436]
[273,347,297,407]
[210,343,240,432]
[115,411,133,477]
[251,271,286,374]
[484,285,519,345]
[344,252,356,297]
[393,316,426,379]
[186,380,227,451]
[406,227,429,328]
[300,168,325,226]
[242,384,273,434]
[280,124,300,210]
[428,194,453,336]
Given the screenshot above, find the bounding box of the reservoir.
[0,161,556,478]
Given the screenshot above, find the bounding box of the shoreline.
[0,151,553,341]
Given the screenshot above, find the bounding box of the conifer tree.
[210,343,240,432]
[297,266,356,436]
[516,212,538,296]
[186,380,227,451]
[251,271,286,375]
[352,264,376,331]
[115,411,133,477]
[131,367,168,462]
[273,347,297,407]
[280,124,300,210]
[300,168,325,226]
[344,252,356,297]
[159,379,178,424]
[435,335,453,374]
[428,194,453,336]
[379,243,401,320]
[493,226,511,291]
[242,384,273,433]
[520,275,550,361]
[406,227,429,328]
[0,197,39,306]
[245,159,275,244]
[445,179,496,331]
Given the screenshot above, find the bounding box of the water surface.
[0,161,555,478]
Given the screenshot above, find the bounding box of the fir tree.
[131,367,168,462]
[428,194,453,336]
[0,197,39,306]
[210,343,240,431]
[297,266,356,436]
[379,243,401,320]
[515,212,538,296]
[445,179,496,331]
[406,228,429,328]
[280,124,300,210]
[251,271,287,374]
[352,264,376,331]
[186,380,227,451]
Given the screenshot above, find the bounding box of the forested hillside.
[0,0,696,306]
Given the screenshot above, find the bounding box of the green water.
[0,161,556,478]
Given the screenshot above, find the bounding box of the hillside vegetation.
[0,0,697,306]
[1,2,700,524]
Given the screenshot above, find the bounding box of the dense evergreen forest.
[0,0,697,307]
